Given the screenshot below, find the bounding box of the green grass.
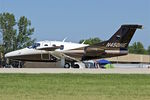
[0,74,150,100]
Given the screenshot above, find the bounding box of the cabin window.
[52,44,56,47]
[44,44,48,46]
[60,45,64,50]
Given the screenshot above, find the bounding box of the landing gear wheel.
[74,64,80,68]
[64,63,70,68]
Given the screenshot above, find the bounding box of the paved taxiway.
[0,68,150,74]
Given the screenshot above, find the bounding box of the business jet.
[5,24,142,68]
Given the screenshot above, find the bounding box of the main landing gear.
[64,62,85,68]
[60,56,85,68]
[64,63,71,68]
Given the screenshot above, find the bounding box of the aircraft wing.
[36,46,61,51]
[50,51,80,62]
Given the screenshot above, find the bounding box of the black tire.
[64,63,70,68]
[74,64,80,68]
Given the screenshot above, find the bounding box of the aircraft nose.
[5,50,21,58]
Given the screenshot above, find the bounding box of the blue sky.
[0,0,150,48]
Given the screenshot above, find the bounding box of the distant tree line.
[80,37,150,55]
[79,37,102,45]
[0,12,35,54]
[128,42,150,55]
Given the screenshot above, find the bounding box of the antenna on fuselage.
[81,40,86,44]
[62,37,68,42]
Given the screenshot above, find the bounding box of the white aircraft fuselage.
[5,41,88,62]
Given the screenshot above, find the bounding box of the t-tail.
[105,24,143,49]
[83,24,142,60]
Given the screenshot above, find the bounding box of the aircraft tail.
[83,24,142,60]
[93,24,143,49]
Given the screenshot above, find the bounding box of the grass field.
[0,74,150,100]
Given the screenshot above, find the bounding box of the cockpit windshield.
[27,43,40,49]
